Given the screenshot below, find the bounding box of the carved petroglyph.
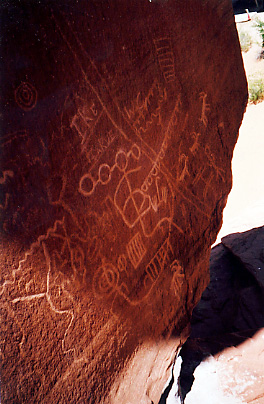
[3,231,77,355]
[199,92,210,127]
[79,143,175,238]
[144,237,173,290]
[70,101,102,146]
[170,260,185,298]
[205,146,225,183]
[68,92,118,170]
[126,232,146,269]
[52,11,133,153]
[154,38,176,83]
[86,130,117,168]
[190,132,200,154]
[14,81,38,111]
[0,214,95,355]
[114,154,172,237]
[44,243,75,354]
[79,163,112,197]
[0,170,14,211]
[141,161,161,193]
[141,96,181,193]
[117,254,128,274]
[177,154,189,182]
[53,11,218,231]
[93,262,119,299]
[92,236,174,307]
[0,170,14,185]
[2,14,228,355]
[124,80,167,134]
[191,144,226,203]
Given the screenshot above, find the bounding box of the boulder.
[0,0,247,403]
[179,226,264,401]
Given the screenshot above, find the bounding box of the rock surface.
[0,1,247,403]
[180,226,264,402]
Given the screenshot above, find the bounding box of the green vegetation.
[237,28,253,53]
[254,17,264,53]
[248,74,264,103]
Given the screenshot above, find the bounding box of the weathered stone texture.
[0,0,247,403]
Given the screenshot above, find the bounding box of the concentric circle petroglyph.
[14,81,37,111]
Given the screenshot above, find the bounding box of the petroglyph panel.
[1,0,247,403]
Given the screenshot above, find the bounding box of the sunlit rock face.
[0,0,247,403]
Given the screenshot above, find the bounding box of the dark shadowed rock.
[0,0,247,403]
[180,226,264,401]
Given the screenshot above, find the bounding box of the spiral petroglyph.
[14,81,37,111]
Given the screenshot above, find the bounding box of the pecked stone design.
[0,1,247,403]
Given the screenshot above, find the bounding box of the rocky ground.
[168,11,264,404]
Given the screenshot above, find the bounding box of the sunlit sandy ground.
[216,12,264,243]
[216,101,264,243]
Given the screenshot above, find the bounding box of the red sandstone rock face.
[0,1,247,403]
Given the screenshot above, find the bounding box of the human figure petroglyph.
[205,145,225,183]
[177,154,189,182]
[154,38,176,83]
[190,132,201,154]
[170,260,185,298]
[190,144,226,204]
[199,92,210,127]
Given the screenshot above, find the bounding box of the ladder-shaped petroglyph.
[52,9,181,185]
[143,237,174,290]
[154,38,176,83]
[52,10,209,230]
[93,236,174,308]
[126,232,146,269]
